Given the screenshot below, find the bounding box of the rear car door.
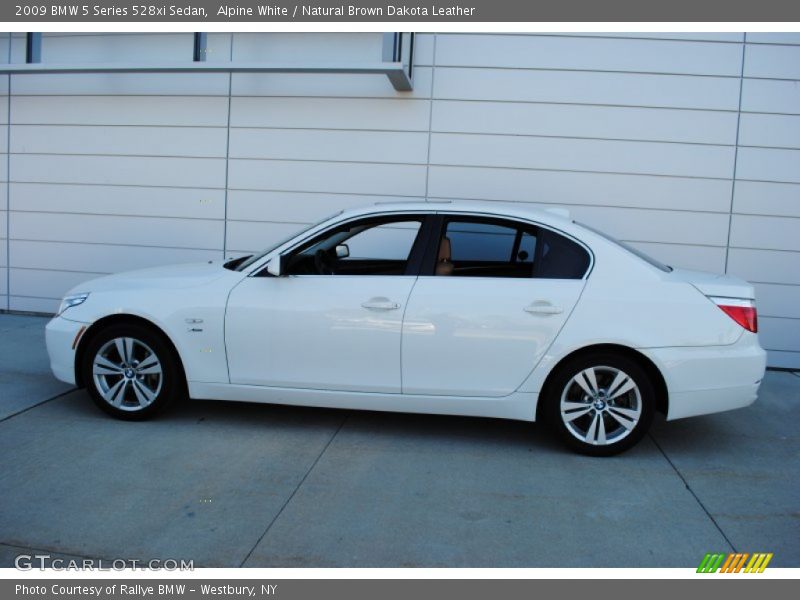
[401,215,591,397]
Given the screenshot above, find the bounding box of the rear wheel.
[82,323,182,420]
[545,353,655,456]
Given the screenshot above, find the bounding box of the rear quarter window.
[534,229,592,279]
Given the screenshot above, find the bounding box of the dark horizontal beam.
[0,61,413,90]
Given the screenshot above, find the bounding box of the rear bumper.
[643,333,767,420]
[45,315,88,386]
[666,384,760,420]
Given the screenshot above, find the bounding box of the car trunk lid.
[668,267,755,300]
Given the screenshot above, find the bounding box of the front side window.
[283,217,423,276]
[434,217,590,279]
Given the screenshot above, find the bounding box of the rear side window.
[448,221,518,261]
[434,217,590,279]
[438,220,536,278]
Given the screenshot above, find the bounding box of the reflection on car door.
[402,216,590,397]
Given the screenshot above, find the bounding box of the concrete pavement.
[0,314,72,419]
[0,314,798,567]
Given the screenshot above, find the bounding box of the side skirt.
[187,382,538,422]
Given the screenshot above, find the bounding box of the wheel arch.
[535,343,669,421]
[74,313,187,389]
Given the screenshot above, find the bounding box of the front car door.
[225,213,431,393]
[402,214,592,397]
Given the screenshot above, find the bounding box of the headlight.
[57,292,90,316]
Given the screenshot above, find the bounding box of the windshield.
[232,212,343,272]
[578,222,672,272]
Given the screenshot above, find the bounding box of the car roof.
[338,199,573,227]
[247,198,657,279]
[328,200,663,280]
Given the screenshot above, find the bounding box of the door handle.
[524,301,563,315]
[361,297,401,311]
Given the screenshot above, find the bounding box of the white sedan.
[46,201,766,455]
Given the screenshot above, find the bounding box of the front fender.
[66,290,230,385]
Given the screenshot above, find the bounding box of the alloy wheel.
[92,337,163,411]
[559,365,642,446]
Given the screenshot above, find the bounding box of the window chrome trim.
[248,208,595,281]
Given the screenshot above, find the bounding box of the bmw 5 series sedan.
[46,201,767,455]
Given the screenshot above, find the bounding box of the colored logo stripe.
[697,553,726,573]
[745,553,773,573]
[720,553,749,573]
[697,552,773,573]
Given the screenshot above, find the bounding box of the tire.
[81,322,183,421]
[544,353,655,456]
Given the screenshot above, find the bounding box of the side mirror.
[335,244,350,259]
[266,256,283,277]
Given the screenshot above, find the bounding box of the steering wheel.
[314,248,336,275]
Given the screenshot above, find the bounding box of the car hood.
[69,261,235,294]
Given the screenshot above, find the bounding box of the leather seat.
[436,236,454,276]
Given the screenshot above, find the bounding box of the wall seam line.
[724,33,747,273]
[6,70,11,311]
[423,33,436,201]
[222,34,233,258]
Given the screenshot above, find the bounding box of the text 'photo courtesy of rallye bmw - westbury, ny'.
[15,585,276,597]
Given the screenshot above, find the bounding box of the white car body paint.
[46,200,767,423]
[401,276,585,397]
[225,274,417,393]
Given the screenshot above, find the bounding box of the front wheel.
[82,323,182,420]
[545,353,655,456]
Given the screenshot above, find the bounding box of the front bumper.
[45,315,89,385]
[643,333,767,420]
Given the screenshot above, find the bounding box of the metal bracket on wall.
[26,32,41,64]
[193,32,208,62]
[4,32,415,91]
[382,32,414,91]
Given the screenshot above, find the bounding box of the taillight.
[710,297,758,333]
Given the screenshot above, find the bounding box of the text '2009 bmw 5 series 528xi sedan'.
[46,200,766,455]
